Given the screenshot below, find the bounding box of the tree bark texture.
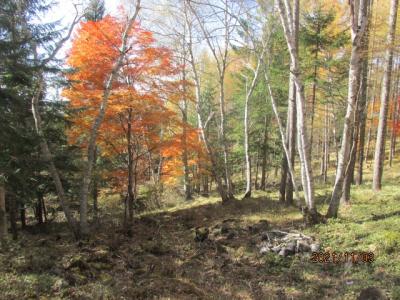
[372,0,398,191]
[327,0,369,218]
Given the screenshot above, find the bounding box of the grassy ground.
[1,164,400,299]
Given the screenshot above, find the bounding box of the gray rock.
[286,242,296,252]
[272,246,281,253]
[258,241,269,247]
[278,248,286,256]
[261,232,271,241]
[260,246,271,254]
[278,247,294,257]
[296,240,311,252]
[310,243,320,252]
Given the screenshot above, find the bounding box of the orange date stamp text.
[310,251,375,264]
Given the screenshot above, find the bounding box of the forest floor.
[1,167,400,299]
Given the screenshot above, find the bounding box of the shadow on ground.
[0,195,382,299]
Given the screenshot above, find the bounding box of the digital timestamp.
[310,251,375,264]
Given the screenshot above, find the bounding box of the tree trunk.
[182,112,192,200]
[279,0,298,206]
[185,2,231,203]
[260,116,268,190]
[156,128,164,184]
[0,184,7,240]
[126,109,135,236]
[332,112,339,169]
[389,80,400,166]
[285,0,299,207]
[20,204,26,229]
[42,196,48,223]
[92,147,99,222]
[343,40,370,202]
[322,104,329,183]
[9,196,17,240]
[181,46,192,200]
[244,87,252,198]
[202,175,209,197]
[372,0,398,191]
[277,0,316,215]
[31,79,79,238]
[265,74,301,206]
[355,9,372,185]
[309,47,319,161]
[219,83,235,200]
[25,5,82,239]
[255,152,260,190]
[279,157,288,202]
[365,79,379,165]
[327,0,369,218]
[341,115,360,203]
[79,7,141,236]
[36,193,44,225]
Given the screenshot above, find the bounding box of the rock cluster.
[258,230,320,257]
[192,219,320,258]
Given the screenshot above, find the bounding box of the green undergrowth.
[1,164,400,299]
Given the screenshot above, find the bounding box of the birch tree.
[28,8,83,238]
[326,0,369,218]
[188,0,238,201]
[372,0,399,191]
[356,0,374,185]
[183,1,232,202]
[264,71,301,206]
[279,0,298,206]
[275,0,318,219]
[239,28,266,199]
[78,1,141,236]
[389,72,400,167]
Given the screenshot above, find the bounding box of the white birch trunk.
[184,3,230,202]
[327,0,369,218]
[265,74,301,206]
[372,0,399,190]
[243,57,263,198]
[244,85,252,198]
[276,0,316,214]
[188,0,235,200]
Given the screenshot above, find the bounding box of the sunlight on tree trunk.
[327,0,369,218]
[373,0,399,191]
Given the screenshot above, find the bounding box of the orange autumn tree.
[63,11,142,235]
[64,15,205,230]
[158,76,210,196]
[160,125,208,187]
[102,90,178,221]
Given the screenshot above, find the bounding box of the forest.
[1,0,400,299]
